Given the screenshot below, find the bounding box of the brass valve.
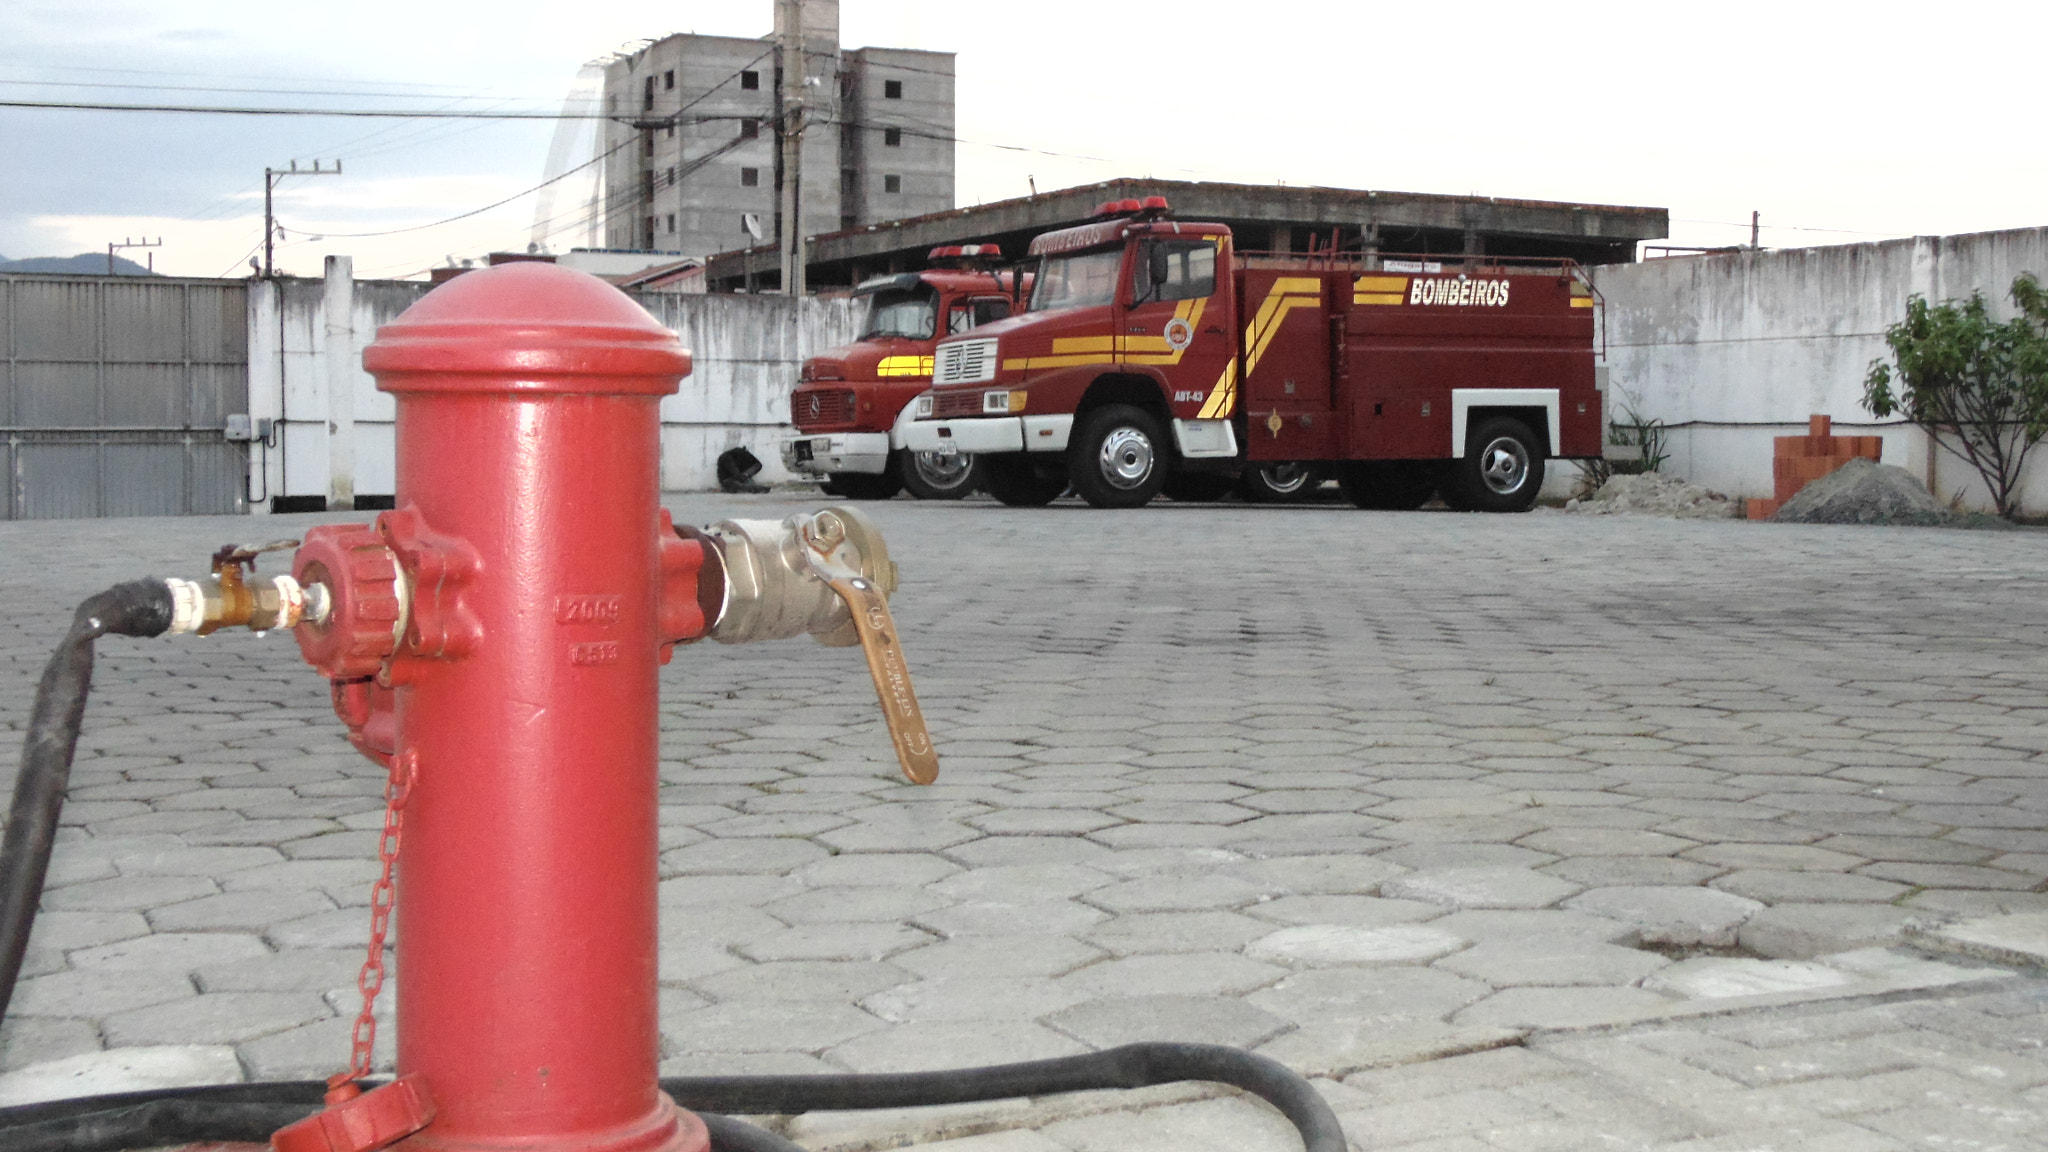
[165,539,327,636]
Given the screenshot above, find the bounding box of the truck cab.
[905,197,1603,511]
[783,246,1025,499]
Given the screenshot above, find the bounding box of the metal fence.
[0,274,249,519]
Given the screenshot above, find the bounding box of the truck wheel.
[1069,405,1169,508]
[981,455,1066,507]
[1161,472,1235,502]
[896,448,979,500]
[1338,461,1439,510]
[828,471,903,500]
[1443,417,1544,512]
[1237,462,1318,503]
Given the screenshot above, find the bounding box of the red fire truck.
[783,246,1026,499]
[903,197,1605,511]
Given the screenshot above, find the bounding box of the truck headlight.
[915,395,933,418]
[983,390,1026,414]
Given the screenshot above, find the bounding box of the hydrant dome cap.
[364,262,691,395]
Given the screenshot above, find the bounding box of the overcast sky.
[2,0,2041,279]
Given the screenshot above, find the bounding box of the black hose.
[0,1043,1345,1152]
[663,1044,1347,1152]
[0,580,174,1021]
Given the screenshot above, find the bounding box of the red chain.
[346,749,415,1085]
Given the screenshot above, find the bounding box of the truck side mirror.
[1148,245,1171,290]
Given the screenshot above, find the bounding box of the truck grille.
[791,389,854,430]
[933,338,998,385]
[930,390,984,419]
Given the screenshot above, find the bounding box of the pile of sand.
[1773,458,1966,526]
[1565,472,1740,519]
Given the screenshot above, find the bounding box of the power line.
[280,136,636,239]
[0,97,623,119]
[0,77,574,105]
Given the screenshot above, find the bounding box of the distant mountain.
[0,253,161,276]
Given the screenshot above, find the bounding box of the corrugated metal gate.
[0,274,248,519]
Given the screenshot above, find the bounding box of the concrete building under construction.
[599,0,955,262]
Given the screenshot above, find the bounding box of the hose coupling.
[164,539,320,635]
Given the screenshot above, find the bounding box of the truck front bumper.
[780,431,891,475]
[901,415,1072,456]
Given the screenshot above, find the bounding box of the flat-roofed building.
[599,0,954,263]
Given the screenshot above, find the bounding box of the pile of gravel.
[1565,472,1740,519]
[1773,458,1968,526]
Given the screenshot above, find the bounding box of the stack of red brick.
[1746,415,1882,520]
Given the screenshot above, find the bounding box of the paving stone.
[1249,966,1492,1025]
[1038,1094,1299,1152]
[1563,886,1766,947]
[1645,958,1860,1000]
[1738,904,1942,959]
[1081,875,1274,913]
[67,932,270,973]
[149,889,337,932]
[0,1044,244,1106]
[1437,938,1670,988]
[892,937,1105,979]
[690,960,910,1002]
[21,911,150,953]
[1223,855,1408,894]
[195,948,364,993]
[1081,911,1275,955]
[1914,912,2048,969]
[1381,869,1582,910]
[1709,870,1909,904]
[764,886,952,924]
[927,864,1117,902]
[1427,909,1638,946]
[1244,894,1443,928]
[861,977,1089,1023]
[665,1000,885,1054]
[738,923,935,962]
[1375,843,1557,871]
[102,992,332,1046]
[1057,952,1287,998]
[1247,924,1468,967]
[1453,986,1678,1030]
[825,1021,1088,1073]
[1047,995,1291,1049]
[0,1017,104,1074]
[38,875,217,912]
[914,900,1107,937]
[1541,856,1728,888]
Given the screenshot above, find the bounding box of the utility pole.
[106,236,161,276]
[1750,210,1761,250]
[776,0,807,296]
[263,160,343,277]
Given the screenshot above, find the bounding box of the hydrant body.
[320,264,706,1152]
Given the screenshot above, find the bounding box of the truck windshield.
[859,285,939,340]
[1030,249,1124,312]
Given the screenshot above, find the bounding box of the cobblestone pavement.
[4,494,2048,1149]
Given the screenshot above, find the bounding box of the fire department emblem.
[1163,317,1194,351]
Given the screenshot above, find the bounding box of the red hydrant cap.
[364,262,691,395]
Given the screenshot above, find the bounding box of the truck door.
[1122,238,1235,423]
[1239,270,1334,461]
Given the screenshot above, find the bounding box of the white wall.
[1588,227,2048,512]
[247,271,860,509]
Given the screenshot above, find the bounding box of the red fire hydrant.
[245,263,933,1152]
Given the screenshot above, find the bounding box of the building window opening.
[666,123,675,138]
[642,131,654,157]
[741,167,759,187]
[740,70,760,90]
[642,77,654,110]
[883,127,902,147]
[663,69,675,91]
[644,217,656,245]
[667,214,676,233]
[884,174,901,193]
[740,118,759,139]
[884,79,903,99]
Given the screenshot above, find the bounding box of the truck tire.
[1237,462,1318,503]
[1338,461,1439,510]
[981,455,1067,506]
[897,448,979,500]
[1161,472,1236,502]
[1069,405,1168,508]
[1442,416,1544,513]
[828,471,903,500]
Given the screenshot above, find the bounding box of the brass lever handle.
[823,574,938,785]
